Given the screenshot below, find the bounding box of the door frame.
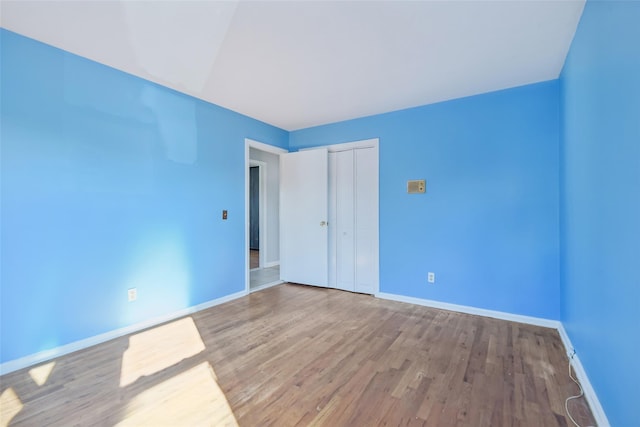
[245,139,288,294]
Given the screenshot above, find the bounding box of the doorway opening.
[249,161,265,270]
[245,139,287,293]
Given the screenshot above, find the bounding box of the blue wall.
[290,81,561,320]
[560,1,640,425]
[3,7,637,423]
[0,29,288,363]
[7,12,637,426]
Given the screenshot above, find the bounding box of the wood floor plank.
[1,284,596,426]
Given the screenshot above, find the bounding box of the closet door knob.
[320,221,327,226]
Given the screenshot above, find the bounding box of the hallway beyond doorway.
[250,266,280,291]
[250,249,259,269]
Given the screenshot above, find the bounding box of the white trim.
[245,138,288,294]
[264,261,280,268]
[249,280,284,293]
[328,138,379,152]
[375,292,561,329]
[246,139,288,155]
[557,324,611,427]
[300,138,379,153]
[557,323,576,359]
[0,290,246,376]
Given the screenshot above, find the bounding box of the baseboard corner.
[556,323,611,427]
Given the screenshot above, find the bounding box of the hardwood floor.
[1,284,595,426]
[250,249,259,269]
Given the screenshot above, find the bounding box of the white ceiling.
[1,0,585,131]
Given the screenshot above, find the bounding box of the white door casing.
[245,139,287,294]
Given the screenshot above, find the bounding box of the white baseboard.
[0,289,247,376]
[376,292,561,329]
[557,324,610,427]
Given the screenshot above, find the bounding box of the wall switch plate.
[128,288,137,302]
[407,179,426,194]
[428,272,435,283]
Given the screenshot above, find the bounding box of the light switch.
[222,210,228,220]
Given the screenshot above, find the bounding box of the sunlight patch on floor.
[120,317,205,387]
[28,361,56,386]
[116,362,239,427]
[0,387,23,426]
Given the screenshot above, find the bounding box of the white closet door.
[333,150,355,292]
[354,147,379,294]
[280,149,329,287]
[328,152,338,288]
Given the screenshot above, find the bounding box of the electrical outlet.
[128,288,137,302]
[428,272,435,283]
